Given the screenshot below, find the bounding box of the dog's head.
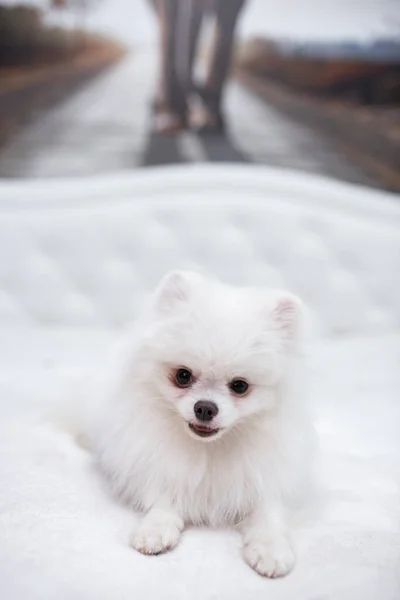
[139,271,304,442]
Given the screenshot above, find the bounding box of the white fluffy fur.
[91,271,316,578]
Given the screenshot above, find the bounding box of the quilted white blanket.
[0,165,399,599]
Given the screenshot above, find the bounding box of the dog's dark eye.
[229,379,249,396]
[174,368,193,388]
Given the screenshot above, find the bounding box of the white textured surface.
[0,332,399,600]
[0,165,399,336]
[0,165,399,598]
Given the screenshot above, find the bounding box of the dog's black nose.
[194,400,219,422]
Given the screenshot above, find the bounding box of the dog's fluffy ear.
[154,270,204,314]
[267,290,304,341]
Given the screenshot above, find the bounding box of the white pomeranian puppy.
[91,270,316,578]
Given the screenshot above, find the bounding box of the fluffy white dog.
[92,270,316,578]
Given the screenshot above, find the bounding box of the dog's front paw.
[132,522,182,555]
[131,510,183,555]
[243,536,295,578]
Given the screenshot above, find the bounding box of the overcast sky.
[3,0,399,45]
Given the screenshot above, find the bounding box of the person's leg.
[150,0,206,134]
[196,0,246,131]
[173,0,205,97]
[188,1,205,81]
[151,0,187,134]
[207,0,246,105]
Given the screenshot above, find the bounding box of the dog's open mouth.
[188,423,220,438]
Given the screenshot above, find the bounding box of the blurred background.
[0,0,399,191]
